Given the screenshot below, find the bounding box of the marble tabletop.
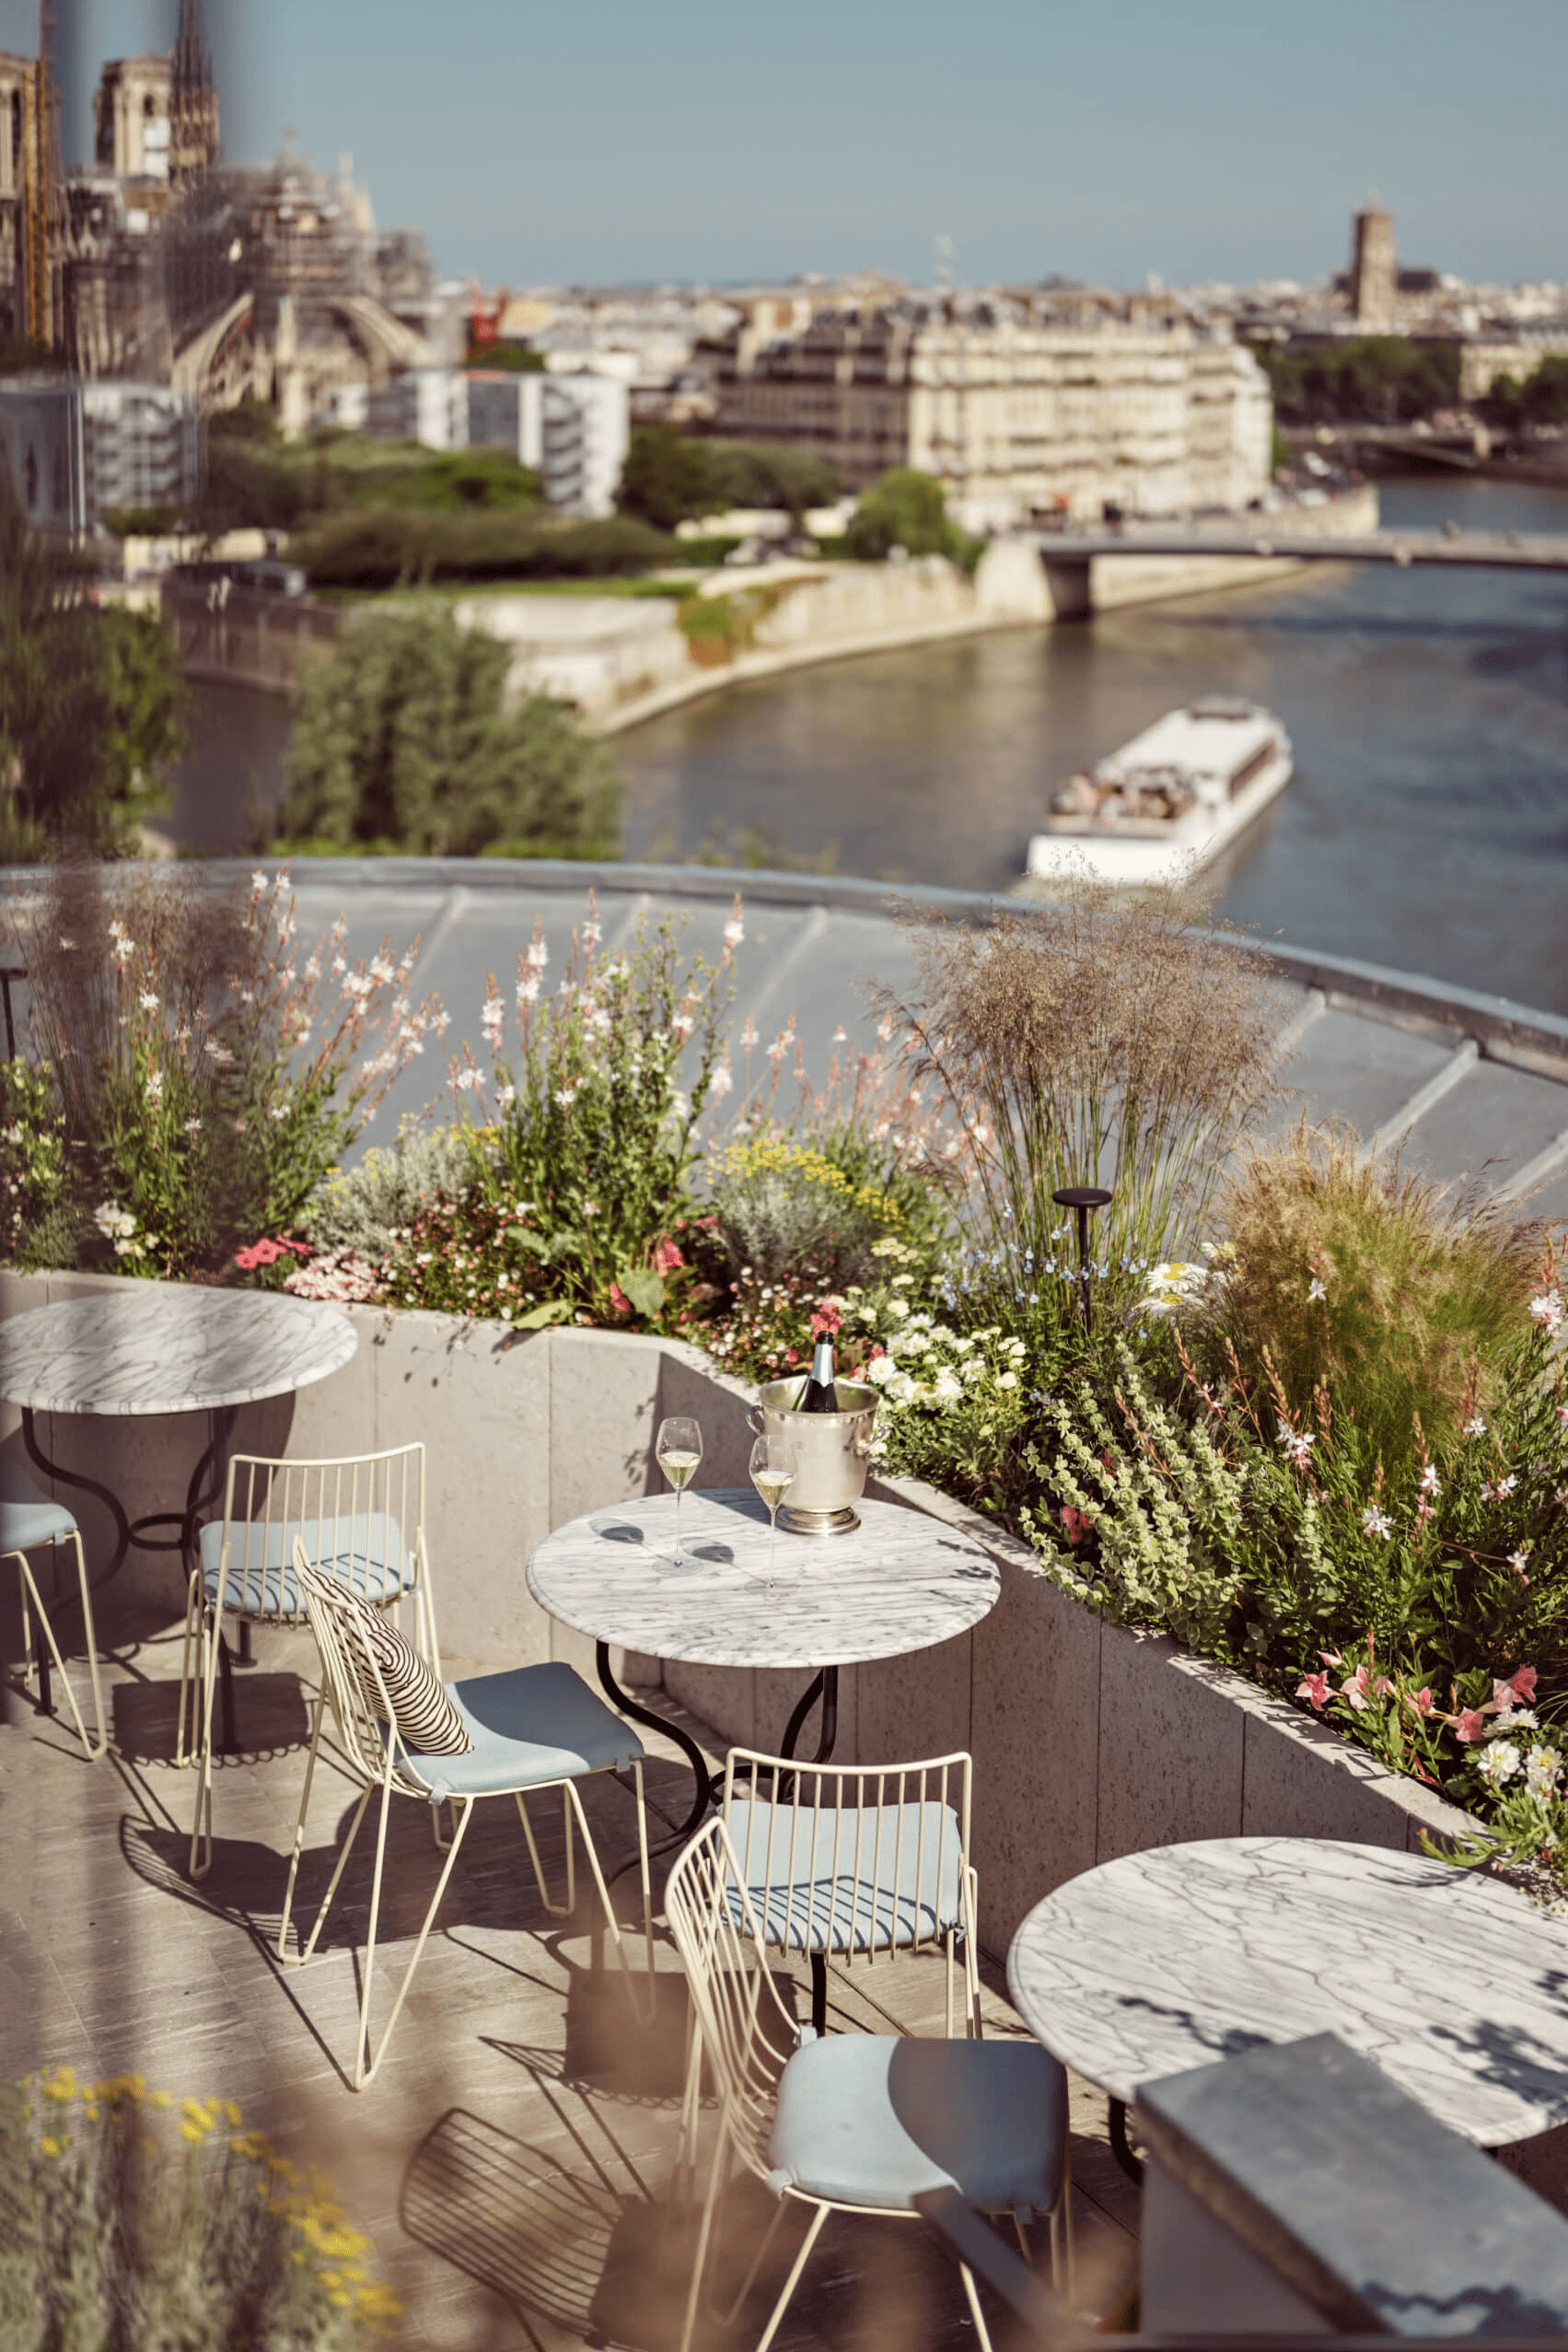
[527,1489,1000,1671]
[1007,1836,1568,2148]
[0,1287,359,1416]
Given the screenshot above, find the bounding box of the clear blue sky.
[6,0,1564,289]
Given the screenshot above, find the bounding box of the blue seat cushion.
[200,1512,413,1616]
[722,1795,966,1953]
[769,2034,1067,2217]
[397,1661,645,1801]
[0,1470,77,1554]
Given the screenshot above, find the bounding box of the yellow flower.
[40,2137,61,2159]
[222,2100,242,2126]
[149,2090,172,2109]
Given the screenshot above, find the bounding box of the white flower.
[1492,1473,1518,1500]
[203,1041,235,1067]
[554,1083,580,1109]
[138,990,158,1013]
[251,871,267,892]
[996,1370,1018,1390]
[831,1025,848,1044]
[1464,1415,1487,1436]
[1307,1277,1327,1303]
[526,938,549,971]
[708,1065,734,1100]
[724,917,745,948]
[1419,1463,1441,1496]
[1508,1707,1539,1729]
[495,1084,517,1110]
[145,1070,164,1104]
[1477,1741,1522,1787]
[1278,1419,1315,1466]
[582,920,602,947]
[455,1068,484,1094]
[1527,1747,1562,1800]
[583,1200,598,1217]
[111,935,134,963]
[1529,1291,1564,1333]
[516,977,540,1007]
[184,1117,201,1135]
[57,936,75,950]
[1361,1505,1392,1539]
[1510,1549,1532,1575]
[887,1372,917,1404]
[93,1203,135,1240]
[865,1356,895,1385]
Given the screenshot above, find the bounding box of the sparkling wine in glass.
[749,1434,796,1591]
[656,1415,703,1568]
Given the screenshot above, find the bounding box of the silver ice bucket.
[749,1377,879,1537]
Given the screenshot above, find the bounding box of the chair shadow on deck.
[400,2103,805,2352]
[110,1671,312,1766]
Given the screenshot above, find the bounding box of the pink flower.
[810,1302,842,1337]
[1407,1687,1434,1717]
[1060,1506,1092,1549]
[1339,1666,1370,1713]
[1296,1671,1330,1711]
[652,1238,684,1275]
[1318,1649,1343,1668]
[1374,1675,1395,1698]
[1512,1665,1539,1704]
[608,1282,633,1318]
[1455,1709,1488,1743]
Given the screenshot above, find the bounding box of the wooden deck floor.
[0,1589,1139,2351]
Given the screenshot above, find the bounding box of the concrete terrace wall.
[0,1272,1471,1953]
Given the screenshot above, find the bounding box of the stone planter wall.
[0,1272,1472,1950]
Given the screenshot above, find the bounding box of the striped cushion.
[300,1559,471,1757]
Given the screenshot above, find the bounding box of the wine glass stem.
[769,1510,777,1578]
[675,1485,683,1564]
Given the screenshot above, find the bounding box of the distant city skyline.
[4,0,1563,291]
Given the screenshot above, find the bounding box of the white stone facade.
[0,376,203,532]
[461,368,631,516]
[715,315,1274,527]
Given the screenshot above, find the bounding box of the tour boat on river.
[1024,699,1294,886]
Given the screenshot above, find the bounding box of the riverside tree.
[279,606,621,858]
[0,478,189,857]
[844,467,971,562]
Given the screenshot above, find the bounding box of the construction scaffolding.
[20,0,64,352]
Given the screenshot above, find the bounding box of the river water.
[178,474,1568,1015]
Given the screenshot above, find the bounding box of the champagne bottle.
[796,1334,840,1414]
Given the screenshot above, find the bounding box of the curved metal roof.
[4,858,1566,1222]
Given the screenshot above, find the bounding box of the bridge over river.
[1031,522,1568,614]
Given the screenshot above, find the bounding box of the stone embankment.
[162,489,1380,721]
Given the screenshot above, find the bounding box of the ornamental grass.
[871,878,1283,1305]
[1216,1118,1548,1461]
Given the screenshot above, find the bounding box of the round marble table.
[528,1486,1000,1830]
[0,1287,357,1626]
[1008,1836,1568,2168]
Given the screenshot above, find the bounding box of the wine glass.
[656,1415,703,1569]
[748,1433,796,1591]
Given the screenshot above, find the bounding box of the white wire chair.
[281,1538,655,2090]
[721,1746,984,2038]
[665,1815,1071,2352]
[180,1444,436,1880]
[1,1472,105,1760]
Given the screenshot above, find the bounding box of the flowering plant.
[17,867,438,1280]
[438,897,733,1329]
[704,1134,905,1289]
[4,2067,400,2342]
[0,1058,75,1269]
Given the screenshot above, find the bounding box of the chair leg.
[677,2109,731,2352]
[63,1533,106,1760]
[187,1603,229,1882]
[356,1790,474,2090]
[564,1777,656,2022]
[673,2009,705,2190]
[958,2260,997,2352]
[749,2201,827,2352]
[277,1688,331,1963]
[515,1787,575,1918]
[11,1546,104,1760]
[175,1571,203,1765]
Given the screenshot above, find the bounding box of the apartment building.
[365,366,630,516]
[0,375,203,532]
[712,309,1272,526]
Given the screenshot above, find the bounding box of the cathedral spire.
[169,0,219,186]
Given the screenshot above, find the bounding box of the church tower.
[168,0,219,189]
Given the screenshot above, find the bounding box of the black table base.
[594,1646,842,2032]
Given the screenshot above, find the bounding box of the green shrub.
[296,506,674,590]
[302,1123,477,1259]
[843,467,968,563]
[705,1135,905,1289]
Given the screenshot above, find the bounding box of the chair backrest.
[719,1747,973,1961]
[211,1441,430,1629]
[663,1816,800,2184]
[291,1536,413,1790]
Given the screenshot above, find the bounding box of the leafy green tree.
[704,440,843,521]
[616,426,721,530]
[279,607,621,857]
[0,481,189,856]
[466,343,546,372]
[844,467,965,561]
[1247,337,1461,425]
